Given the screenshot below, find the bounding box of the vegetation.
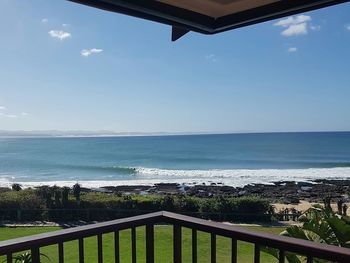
[1,252,50,263]
[11,184,22,192]
[264,205,350,262]
[0,186,273,222]
[0,226,284,263]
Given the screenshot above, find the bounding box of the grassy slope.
[0,226,284,263]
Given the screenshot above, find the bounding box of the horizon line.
[0,130,349,138]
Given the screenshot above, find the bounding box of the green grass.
[0,226,285,263]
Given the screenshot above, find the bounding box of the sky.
[0,0,349,134]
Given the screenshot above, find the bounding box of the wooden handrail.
[161,211,350,262]
[0,211,163,254]
[1,211,350,262]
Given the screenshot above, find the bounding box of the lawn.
[0,225,285,263]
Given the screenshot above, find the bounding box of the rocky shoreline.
[94,178,350,204]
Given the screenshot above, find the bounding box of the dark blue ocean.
[1,132,350,188]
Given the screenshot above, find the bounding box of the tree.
[263,205,350,262]
[73,183,81,206]
[37,186,53,208]
[61,187,70,208]
[11,183,22,191]
[52,186,62,208]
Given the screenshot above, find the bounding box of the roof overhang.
[68,0,349,40]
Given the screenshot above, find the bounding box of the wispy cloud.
[62,23,70,27]
[274,15,313,37]
[346,25,350,31]
[310,25,321,31]
[0,106,28,118]
[288,47,298,53]
[48,30,71,40]
[205,54,217,62]
[81,48,103,57]
[41,18,48,23]
[0,113,18,118]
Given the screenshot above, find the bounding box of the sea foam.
[1,167,350,189]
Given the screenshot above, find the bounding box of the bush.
[0,187,272,222]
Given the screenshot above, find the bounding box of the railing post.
[58,242,64,263]
[97,234,103,263]
[211,233,216,263]
[146,224,155,263]
[307,256,313,263]
[79,238,84,263]
[132,227,137,263]
[173,225,182,263]
[231,239,237,263]
[31,247,40,263]
[279,250,285,263]
[254,244,260,263]
[114,230,120,263]
[6,253,12,263]
[192,229,197,263]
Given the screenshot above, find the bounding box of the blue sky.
[0,0,349,133]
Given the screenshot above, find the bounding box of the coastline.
[2,178,349,205]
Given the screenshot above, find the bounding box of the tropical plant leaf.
[261,247,302,263]
[327,216,350,245]
[285,252,302,263]
[281,226,309,240]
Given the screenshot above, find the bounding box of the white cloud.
[288,47,298,53]
[274,15,312,37]
[48,30,71,40]
[62,23,70,27]
[0,113,18,118]
[81,48,103,57]
[274,15,311,27]
[41,18,48,23]
[310,25,321,31]
[0,107,28,118]
[205,54,217,62]
[6,114,18,118]
[281,23,308,37]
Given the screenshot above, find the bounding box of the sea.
[0,132,350,188]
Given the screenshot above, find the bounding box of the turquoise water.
[0,132,350,187]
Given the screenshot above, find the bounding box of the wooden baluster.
[231,239,237,263]
[173,225,182,263]
[307,256,313,263]
[279,250,285,263]
[192,229,197,263]
[146,224,155,263]
[58,242,64,263]
[211,234,216,263]
[254,244,260,263]
[79,238,84,263]
[114,230,120,263]
[97,234,103,263]
[132,227,137,263]
[31,247,40,263]
[6,253,12,263]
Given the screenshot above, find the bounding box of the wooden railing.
[0,211,350,263]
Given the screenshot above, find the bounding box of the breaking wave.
[1,167,350,189]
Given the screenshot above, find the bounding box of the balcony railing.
[0,211,349,263]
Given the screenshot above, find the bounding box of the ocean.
[0,132,350,188]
